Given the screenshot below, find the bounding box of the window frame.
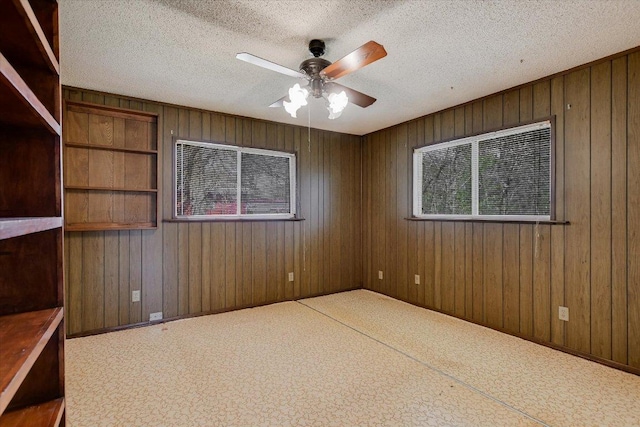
[412,119,554,221]
[174,139,297,220]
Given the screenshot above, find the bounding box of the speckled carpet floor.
[66,290,640,426]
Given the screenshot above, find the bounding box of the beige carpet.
[66,290,640,426]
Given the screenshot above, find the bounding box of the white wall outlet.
[378,270,383,280]
[132,290,141,302]
[559,306,569,322]
[414,274,420,285]
[149,312,163,322]
[288,272,294,282]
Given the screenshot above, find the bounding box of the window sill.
[164,217,305,223]
[404,217,569,225]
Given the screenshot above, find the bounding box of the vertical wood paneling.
[454,222,465,316]
[66,232,82,334]
[550,76,566,346]
[187,112,202,314]
[472,223,483,323]
[564,68,591,354]
[162,106,179,319]
[502,224,519,333]
[483,224,503,328]
[64,48,640,372]
[118,231,130,325]
[611,56,628,364]
[177,109,189,316]
[532,224,551,341]
[82,231,104,331]
[590,61,612,359]
[129,231,142,323]
[385,128,397,297]
[628,52,640,368]
[396,124,408,301]
[519,225,533,336]
[103,231,119,327]
[200,112,212,313]
[65,89,361,335]
[362,49,640,372]
[142,102,163,321]
[286,126,296,298]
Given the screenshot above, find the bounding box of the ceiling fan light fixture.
[283,83,309,118]
[327,91,348,120]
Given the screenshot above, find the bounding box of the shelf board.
[0,398,64,427]
[65,222,156,231]
[0,53,60,135]
[65,142,157,155]
[0,0,59,75]
[64,185,158,193]
[0,308,63,414]
[0,217,62,241]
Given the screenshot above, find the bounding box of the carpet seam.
[296,300,551,427]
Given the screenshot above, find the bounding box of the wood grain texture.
[64,102,157,229]
[550,75,566,347]
[611,56,628,364]
[564,68,591,354]
[64,88,361,336]
[628,52,640,369]
[62,48,640,371]
[589,61,612,359]
[361,49,639,371]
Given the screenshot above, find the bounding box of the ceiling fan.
[236,39,387,120]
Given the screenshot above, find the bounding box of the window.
[413,120,552,220]
[175,140,296,219]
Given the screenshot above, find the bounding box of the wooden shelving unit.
[0,218,62,241]
[64,100,158,231]
[0,0,65,425]
[0,398,64,427]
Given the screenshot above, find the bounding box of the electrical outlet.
[559,306,569,322]
[378,270,383,280]
[149,312,163,321]
[288,272,294,282]
[414,274,420,285]
[132,290,140,302]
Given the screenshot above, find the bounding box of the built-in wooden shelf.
[0,397,64,427]
[0,218,62,241]
[66,222,156,231]
[65,186,158,193]
[0,0,64,422]
[64,142,158,155]
[0,308,63,414]
[64,101,158,231]
[0,53,60,135]
[0,0,59,75]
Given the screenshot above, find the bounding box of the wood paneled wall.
[362,50,640,370]
[63,88,362,335]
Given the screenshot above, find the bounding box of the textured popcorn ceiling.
[59,0,640,136]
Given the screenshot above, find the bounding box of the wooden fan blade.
[269,95,288,108]
[320,41,387,80]
[236,53,306,79]
[326,82,376,108]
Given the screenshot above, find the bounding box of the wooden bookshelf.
[0,218,62,240]
[0,398,64,427]
[0,0,64,425]
[0,53,60,135]
[0,309,63,414]
[64,101,158,230]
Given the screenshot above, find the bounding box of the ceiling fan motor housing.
[308,39,326,57]
[299,57,332,98]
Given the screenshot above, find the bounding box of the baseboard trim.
[364,289,640,377]
[67,285,363,339]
